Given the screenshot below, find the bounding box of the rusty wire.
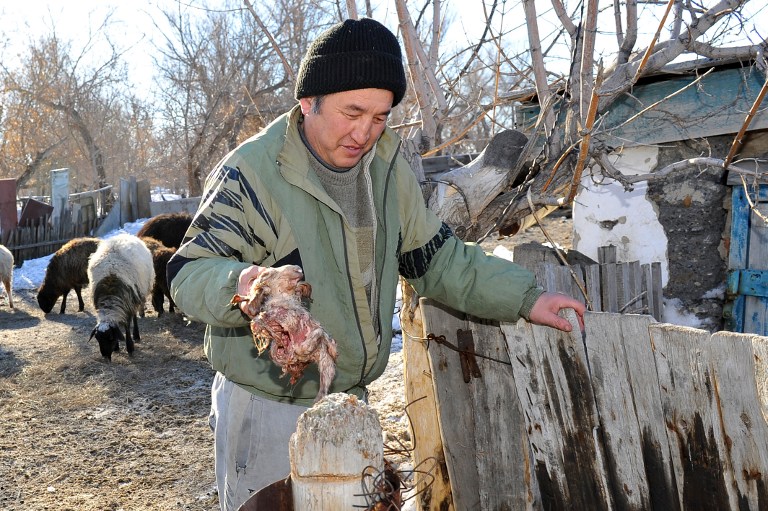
[354,457,440,510]
[353,395,441,509]
[425,333,512,366]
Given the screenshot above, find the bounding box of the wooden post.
[401,283,455,510]
[289,393,383,509]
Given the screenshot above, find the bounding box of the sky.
[2,0,766,103]
[0,0,493,102]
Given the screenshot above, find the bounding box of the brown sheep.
[140,236,177,315]
[37,237,100,314]
[136,212,192,249]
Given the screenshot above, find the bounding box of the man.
[168,17,585,511]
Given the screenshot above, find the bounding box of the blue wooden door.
[724,184,768,335]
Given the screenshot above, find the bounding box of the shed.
[517,58,768,334]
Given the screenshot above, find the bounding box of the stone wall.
[573,129,767,332]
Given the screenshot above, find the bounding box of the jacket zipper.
[360,142,400,383]
[338,216,369,386]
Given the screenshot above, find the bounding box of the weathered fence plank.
[751,335,768,424]
[465,317,535,509]
[420,299,537,509]
[420,301,480,509]
[413,298,768,510]
[504,310,611,510]
[503,320,570,509]
[708,331,768,510]
[651,325,768,510]
[401,289,454,511]
[584,312,680,511]
[650,324,727,511]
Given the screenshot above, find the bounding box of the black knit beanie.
[294,18,407,107]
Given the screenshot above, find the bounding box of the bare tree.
[401,0,768,241]
[155,0,332,196]
[0,22,146,192]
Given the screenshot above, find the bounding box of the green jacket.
[168,105,542,406]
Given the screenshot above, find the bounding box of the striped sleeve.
[177,164,276,267]
[398,223,454,279]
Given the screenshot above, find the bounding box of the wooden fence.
[407,301,768,510]
[513,242,664,319]
[2,185,113,265]
[403,244,768,511]
[2,207,101,265]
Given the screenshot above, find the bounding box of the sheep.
[135,212,193,249]
[140,236,177,315]
[37,237,100,314]
[87,234,154,361]
[0,244,13,309]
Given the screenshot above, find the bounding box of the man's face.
[299,88,394,169]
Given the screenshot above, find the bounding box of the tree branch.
[620,157,765,184]
[724,71,768,167]
[690,40,768,60]
[600,0,745,109]
[632,0,676,83]
[522,0,556,134]
[242,0,295,82]
[551,0,577,37]
[617,0,638,66]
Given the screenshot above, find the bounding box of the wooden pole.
[289,393,383,509]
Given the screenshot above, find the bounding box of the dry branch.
[616,157,765,184]
[551,0,577,37]
[345,0,358,19]
[632,0,676,83]
[523,0,556,134]
[724,72,768,167]
[600,0,747,109]
[569,62,603,203]
[242,0,295,82]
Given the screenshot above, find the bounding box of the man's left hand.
[528,292,586,332]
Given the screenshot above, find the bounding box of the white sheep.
[0,244,13,309]
[87,234,154,361]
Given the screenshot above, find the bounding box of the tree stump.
[289,393,383,509]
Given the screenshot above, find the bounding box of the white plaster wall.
[572,146,670,286]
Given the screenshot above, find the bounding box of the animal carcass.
[230,265,338,402]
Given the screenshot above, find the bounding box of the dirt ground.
[0,211,572,511]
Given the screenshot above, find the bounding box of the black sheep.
[37,237,100,314]
[136,212,193,249]
[140,236,177,315]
